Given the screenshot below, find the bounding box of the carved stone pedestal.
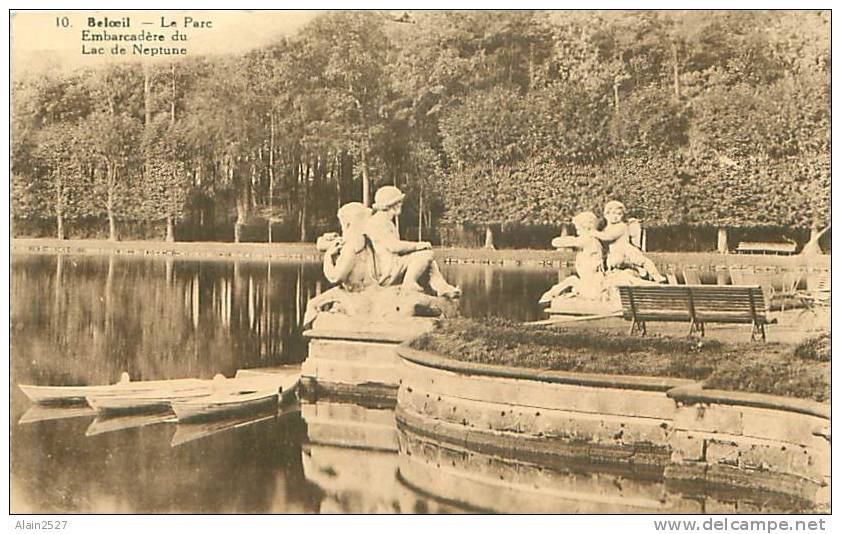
[301,328,422,402]
[301,285,456,401]
[301,319,438,403]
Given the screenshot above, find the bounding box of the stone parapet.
[395,344,830,508]
[301,325,434,402]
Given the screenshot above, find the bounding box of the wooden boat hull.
[19,378,205,405]
[87,386,211,414]
[172,368,302,422]
[234,366,301,404]
[172,391,279,422]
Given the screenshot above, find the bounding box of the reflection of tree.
[483,264,494,294]
[104,254,114,338]
[191,272,200,331]
[440,264,556,322]
[11,255,323,390]
[52,254,64,335]
[164,256,173,286]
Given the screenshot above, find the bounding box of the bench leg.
[688,320,704,338]
[751,322,766,342]
[629,319,646,336]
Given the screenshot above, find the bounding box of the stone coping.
[398,343,830,419]
[397,343,694,392]
[11,238,320,260]
[667,383,830,420]
[12,238,830,271]
[303,329,408,344]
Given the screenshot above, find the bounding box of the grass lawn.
[411,318,830,403]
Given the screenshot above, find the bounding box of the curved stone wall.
[396,345,830,507]
[396,424,813,514]
[666,384,830,506]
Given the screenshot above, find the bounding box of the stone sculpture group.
[539,200,663,314]
[304,185,664,327]
[303,186,459,335]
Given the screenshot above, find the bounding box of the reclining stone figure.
[303,186,460,331]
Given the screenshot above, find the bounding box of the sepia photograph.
[8,7,831,519]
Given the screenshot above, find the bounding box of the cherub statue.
[316,202,375,292]
[304,202,375,326]
[365,186,461,298]
[540,211,606,303]
[303,188,461,330]
[591,200,665,283]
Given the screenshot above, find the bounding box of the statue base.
[301,285,457,401]
[543,270,657,318]
[301,324,434,402]
[545,297,621,317]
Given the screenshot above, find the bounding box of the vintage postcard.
[9,8,831,522]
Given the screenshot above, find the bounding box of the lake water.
[10,253,809,513]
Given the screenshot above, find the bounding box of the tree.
[141,116,192,241]
[301,12,393,207]
[178,58,262,242]
[440,87,532,248]
[34,125,87,239]
[441,87,530,168]
[12,73,94,237]
[10,10,830,246]
[82,111,143,241]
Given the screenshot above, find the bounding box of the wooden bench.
[617,285,776,341]
[736,241,797,255]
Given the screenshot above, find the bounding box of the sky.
[10,10,321,77]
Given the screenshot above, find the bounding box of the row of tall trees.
[12,10,830,247]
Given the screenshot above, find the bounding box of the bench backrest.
[618,285,769,324]
[736,242,797,254]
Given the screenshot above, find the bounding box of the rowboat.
[172,368,301,422]
[234,365,302,404]
[86,381,213,414]
[18,372,205,405]
[172,390,278,423]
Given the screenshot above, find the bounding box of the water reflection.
[395,425,811,514]
[11,253,816,513]
[85,412,175,437]
[11,254,553,402]
[11,392,812,514]
[396,424,679,513]
[440,264,555,321]
[10,253,553,513]
[11,407,319,513]
[300,400,464,513]
[12,254,320,395]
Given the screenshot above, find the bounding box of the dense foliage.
[12,11,830,242]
